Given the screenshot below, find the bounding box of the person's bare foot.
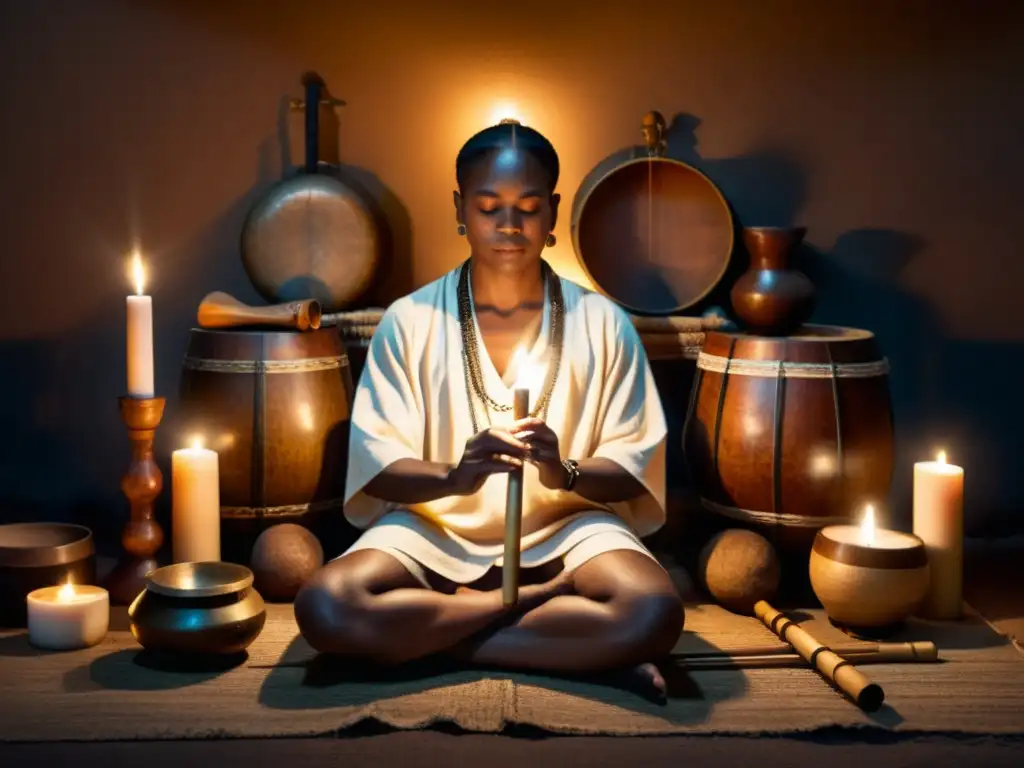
[628,661,668,703]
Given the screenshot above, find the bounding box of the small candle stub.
[26,582,110,651]
[811,511,930,633]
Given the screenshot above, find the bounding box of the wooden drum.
[178,327,355,565]
[682,325,894,552]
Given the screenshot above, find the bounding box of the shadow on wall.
[291,84,414,308]
[0,182,263,551]
[802,230,1024,536]
[0,75,413,553]
[616,113,1020,536]
[570,112,812,319]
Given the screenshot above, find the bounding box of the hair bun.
[498,118,521,125]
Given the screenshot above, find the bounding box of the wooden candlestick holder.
[104,395,166,605]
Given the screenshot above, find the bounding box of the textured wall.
[1,0,1021,549]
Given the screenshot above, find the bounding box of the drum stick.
[677,641,938,670]
[754,600,885,711]
[502,388,529,606]
[675,640,937,662]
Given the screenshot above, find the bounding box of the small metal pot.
[128,562,266,655]
[0,522,96,627]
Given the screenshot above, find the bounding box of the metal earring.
[545,232,557,247]
[457,224,467,236]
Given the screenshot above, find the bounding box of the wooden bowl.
[0,522,96,627]
[128,562,266,655]
[810,525,930,637]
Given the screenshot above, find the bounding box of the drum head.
[572,158,733,314]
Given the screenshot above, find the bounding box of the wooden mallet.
[698,529,886,712]
[197,291,322,332]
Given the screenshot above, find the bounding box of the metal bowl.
[128,562,266,655]
[0,522,96,627]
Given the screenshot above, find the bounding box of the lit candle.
[502,347,545,607]
[913,450,965,619]
[171,436,221,563]
[809,505,930,633]
[126,250,155,397]
[26,581,109,650]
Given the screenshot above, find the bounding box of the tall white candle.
[126,251,154,397]
[913,450,965,619]
[27,582,109,650]
[172,437,221,563]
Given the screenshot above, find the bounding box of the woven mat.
[1,602,1022,742]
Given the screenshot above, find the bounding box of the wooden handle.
[754,600,885,711]
[197,291,322,331]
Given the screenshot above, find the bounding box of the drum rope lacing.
[697,352,890,378]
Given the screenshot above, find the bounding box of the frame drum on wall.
[570,111,734,316]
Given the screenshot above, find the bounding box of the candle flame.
[189,435,205,451]
[58,581,76,601]
[859,504,877,546]
[936,450,947,465]
[130,250,146,295]
[511,346,545,395]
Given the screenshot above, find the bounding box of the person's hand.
[447,426,529,496]
[513,417,565,490]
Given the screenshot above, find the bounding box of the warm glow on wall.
[487,100,526,127]
[436,85,597,291]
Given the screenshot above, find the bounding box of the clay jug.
[730,226,815,335]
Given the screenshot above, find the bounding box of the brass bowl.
[128,562,266,655]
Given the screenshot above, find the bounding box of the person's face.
[454,147,560,274]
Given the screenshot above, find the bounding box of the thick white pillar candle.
[126,252,154,397]
[172,439,221,563]
[27,583,109,650]
[913,450,965,619]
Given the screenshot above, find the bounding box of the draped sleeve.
[343,301,425,529]
[588,304,668,538]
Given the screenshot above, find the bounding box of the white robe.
[340,264,668,584]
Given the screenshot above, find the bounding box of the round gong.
[571,112,733,315]
[240,72,383,313]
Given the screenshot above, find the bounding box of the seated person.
[295,119,684,693]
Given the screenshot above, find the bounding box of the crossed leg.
[452,549,684,673]
[294,547,684,679]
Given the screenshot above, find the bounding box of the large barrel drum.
[179,327,355,565]
[682,325,894,553]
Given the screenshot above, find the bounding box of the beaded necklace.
[457,258,564,434]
